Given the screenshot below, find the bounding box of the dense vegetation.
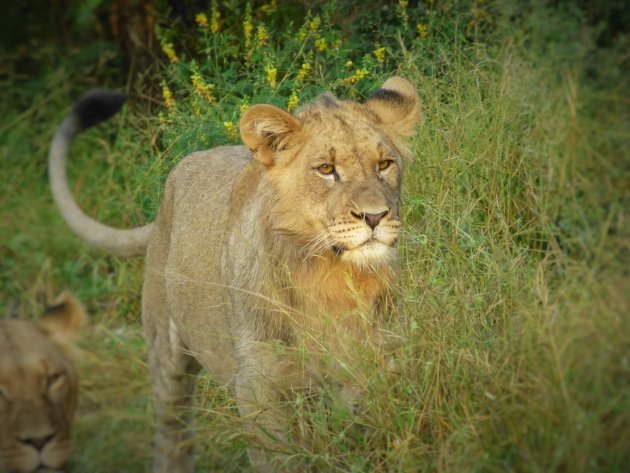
[1,1,628,471]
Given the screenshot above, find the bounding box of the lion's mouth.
[337,239,397,268]
[331,245,346,255]
[331,237,397,259]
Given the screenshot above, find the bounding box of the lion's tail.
[48,89,152,257]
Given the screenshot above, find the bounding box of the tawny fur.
[0,292,86,473]
[48,77,420,472]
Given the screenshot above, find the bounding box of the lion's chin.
[339,240,397,269]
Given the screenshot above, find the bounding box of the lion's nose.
[351,209,389,230]
[18,432,55,450]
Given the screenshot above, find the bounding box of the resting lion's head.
[0,293,85,473]
[240,77,420,269]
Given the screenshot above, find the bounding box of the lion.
[48,77,420,472]
[0,292,86,473]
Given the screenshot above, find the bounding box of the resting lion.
[48,77,419,472]
[0,292,86,473]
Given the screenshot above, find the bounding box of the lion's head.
[240,77,419,270]
[0,293,85,473]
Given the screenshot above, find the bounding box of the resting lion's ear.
[39,291,86,354]
[240,104,302,166]
[366,77,420,138]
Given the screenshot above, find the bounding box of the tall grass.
[0,1,628,472]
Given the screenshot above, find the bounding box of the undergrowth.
[0,1,628,472]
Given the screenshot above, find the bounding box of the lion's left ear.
[240,104,302,166]
[39,291,86,356]
[366,77,420,138]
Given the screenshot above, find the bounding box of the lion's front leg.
[149,350,199,473]
[144,289,201,473]
[235,343,300,473]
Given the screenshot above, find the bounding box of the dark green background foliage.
[1,1,628,472]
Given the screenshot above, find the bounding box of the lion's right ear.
[39,292,86,356]
[366,77,420,139]
[240,104,302,166]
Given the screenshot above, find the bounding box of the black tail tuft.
[73,89,129,132]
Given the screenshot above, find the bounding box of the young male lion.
[48,77,419,472]
[0,292,86,473]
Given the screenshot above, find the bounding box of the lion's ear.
[240,104,302,166]
[39,291,86,355]
[366,77,420,138]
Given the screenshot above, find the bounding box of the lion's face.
[0,294,84,473]
[269,105,404,268]
[241,78,419,269]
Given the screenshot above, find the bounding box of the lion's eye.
[317,164,336,175]
[47,373,64,388]
[378,160,393,171]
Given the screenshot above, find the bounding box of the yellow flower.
[287,91,299,112]
[158,111,174,128]
[315,37,327,52]
[265,65,277,88]
[260,0,278,15]
[224,121,238,139]
[257,25,269,47]
[191,72,215,103]
[161,83,175,108]
[398,0,409,24]
[297,62,311,80]
[416,23,428,38]
[161,42,178,64]
[373,47,386,64]
[344,60,353,67]
[210,1,222,33]
[355,68,368,80]
[239,102,250,113]
[342,68,369,85]
[243,7,253,50]
[244,19,253,41]
[309,16,321,34]
[195,13,208,28]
